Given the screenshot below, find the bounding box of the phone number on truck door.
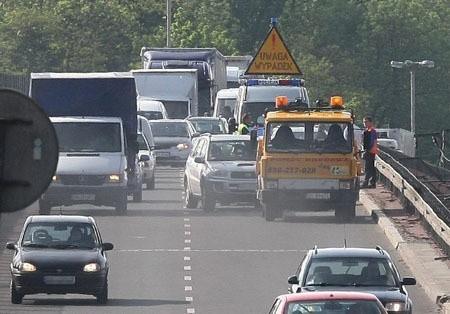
[267,167,316,174]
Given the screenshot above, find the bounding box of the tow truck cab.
[255,96,362,221]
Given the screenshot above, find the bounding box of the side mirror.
[401,277,416,286]
[194,156,205,164]
[6,242,16,250]
[228,117,237,134]
[287,275,299,285]
[102,242,114,251]
[140,154,150,162]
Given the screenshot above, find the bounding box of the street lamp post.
[166,0,172,48]
[390,60,435,134]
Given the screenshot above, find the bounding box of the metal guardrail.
[375,150,450,255]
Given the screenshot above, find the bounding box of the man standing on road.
[361,116,378,188]
[237,113,251,135]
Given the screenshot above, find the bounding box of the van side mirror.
[228,117,237,134]
[250,129,258,150]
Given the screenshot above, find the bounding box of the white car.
[184,134,257,211]
[137,132,156,189]
[137,98,169,120]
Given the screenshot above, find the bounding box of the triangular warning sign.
[245,26,302,76]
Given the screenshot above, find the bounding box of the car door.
[188,138,206,195]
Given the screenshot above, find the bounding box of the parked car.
[6,215,114,304]
[137,132,156,190]
[268,291,388,314]
[184,134,257,211]
[149,119,197,166]
[287,246,416,314]
[187,116,229,134]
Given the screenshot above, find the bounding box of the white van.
[213,88,239,120]
[137,98,169,120]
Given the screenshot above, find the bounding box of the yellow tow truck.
[254,96,361,221]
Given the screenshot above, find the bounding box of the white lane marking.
[184,276,192,281]
[184,256,190,261]
[187,309,195,314]
[184,224,191,228]
[184,247,191,251]
[185,239,191,244]
[184,218,190,222]
[185,286,192,291]
[186,296,193,302]
[184,265,192,271]
[185,231,191,235]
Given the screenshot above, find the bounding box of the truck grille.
[60,175,107,186]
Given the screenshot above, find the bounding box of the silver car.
[184,134,257,211]
[149,119,197,167]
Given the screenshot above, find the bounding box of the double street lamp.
[390,60,435,134]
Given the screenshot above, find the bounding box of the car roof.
[309,247,389,259]
[187,117,223,121]
[279,291,382,302]
[26,215,95,224]
[150,119,189,124]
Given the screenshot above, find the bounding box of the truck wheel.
[184,180,198,209]
[11,281,23,304]
[146,175,155,190]
[201,183,215,212]
[38,200,51,215]
[115,194,127,214]
[263,201,277,221]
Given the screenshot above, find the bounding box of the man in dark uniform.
[362,116,378,188]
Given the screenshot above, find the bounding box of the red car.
[268,291,388,314]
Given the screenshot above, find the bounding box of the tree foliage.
[0,0,448,139]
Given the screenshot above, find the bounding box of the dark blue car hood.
[20,248,101,266]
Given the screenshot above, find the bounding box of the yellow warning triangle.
[245,26,302,75]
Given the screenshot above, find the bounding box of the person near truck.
[361,116,378,188]
[237,113,251,135]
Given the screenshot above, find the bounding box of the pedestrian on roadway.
[237,113,251,135]
[361,116,378,188]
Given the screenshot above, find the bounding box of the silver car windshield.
[208,140,255,161]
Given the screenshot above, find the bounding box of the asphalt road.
[0,167,439,313]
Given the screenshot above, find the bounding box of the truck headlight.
[384,302,407,312]
[264,180,278,189]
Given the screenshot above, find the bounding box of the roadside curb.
[360,191,450,313]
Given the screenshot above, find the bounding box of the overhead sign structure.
[245,20,302,76]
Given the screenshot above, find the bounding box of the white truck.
[132,69,198,119]
[30,72,142,214]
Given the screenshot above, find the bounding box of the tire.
[263,201,277,221]
[146,175,155,190]
[11,281,23,304]
[38,199,51,215]
[201,183,215,212]
[184,179,198,209]
[115,193,127,214]
[96,280,108,304]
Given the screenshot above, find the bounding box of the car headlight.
[209,169,228,178]
[108,174,122,183]
[83,263,100,272]
[20,262,37,272]
[384,302,407,312]
[51,175,61,183]
[264,180,278,189]
[339,180,352,189]
[177,143,190,150]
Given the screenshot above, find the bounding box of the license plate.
[71,194,95,201]
[44,276,75,285]
[156,152,170,157]
[306,193,331,199]
[240,183,256,190]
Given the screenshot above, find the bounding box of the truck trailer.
[140,47,227,116]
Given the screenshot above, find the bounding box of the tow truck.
[254,96,361,221]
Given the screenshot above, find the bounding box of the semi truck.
[140,47,227,116]
[132,69,198,119]
[30,72,143,214]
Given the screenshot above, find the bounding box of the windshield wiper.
[49,244,79,249]
[22,243,49,248]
